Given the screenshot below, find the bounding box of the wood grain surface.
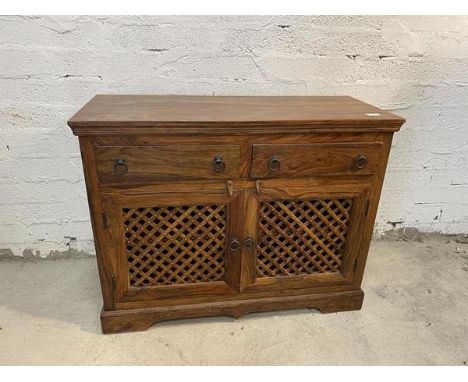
[68,95,405,130]
[70,95,404,333]
[95,144,241,183]
[250,142,383,178]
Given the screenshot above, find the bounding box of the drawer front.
[95,145,241,183]
[250,142,382,178]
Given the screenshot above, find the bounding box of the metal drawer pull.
[213,155,226,172]
[354,154,368,169]
[268,155,281,171]
[230,238,241,251]
[244,237,254,250]
[113,159,128,175]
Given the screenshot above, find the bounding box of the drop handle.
[230,238,241,251]
[244,237,254,250]
[268,155,281,171]
[354,154,368,169]
[213,155,226,172]
[113,159,128,175]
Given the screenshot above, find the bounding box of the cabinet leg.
[315,289,364,313]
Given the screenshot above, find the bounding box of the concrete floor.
[0,238,467,365]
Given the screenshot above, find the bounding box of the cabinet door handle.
[268,155,281,171]
[354,154,368,169]
[244,237,254,250]
[213,155,226,172]
[113,159,128,175]
[230,238,241,251]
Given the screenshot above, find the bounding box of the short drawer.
[250,142,383,178]
[95,145,241,183]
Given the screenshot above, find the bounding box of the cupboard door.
[102,189,244,303]
[240,178,372,292]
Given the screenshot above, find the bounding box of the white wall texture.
[1,15,467,257]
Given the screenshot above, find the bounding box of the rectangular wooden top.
[68,95,405,135]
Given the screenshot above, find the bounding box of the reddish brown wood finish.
[69,95,404,128]
[69,95,404,334]
[250,142,383,178]
[95,145,241,183]
[101,290,364,334]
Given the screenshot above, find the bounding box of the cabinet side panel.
[79,136,115,310]
[352,133,394,288]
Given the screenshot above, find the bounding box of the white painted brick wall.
[1,16,467,257]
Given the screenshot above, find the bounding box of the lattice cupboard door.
[102,190,244,303]
[240,179,372,292]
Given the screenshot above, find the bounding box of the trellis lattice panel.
[123,204,227,287]
[256,198,354,278]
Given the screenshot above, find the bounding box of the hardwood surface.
[70,95,404,333]
[250,142,383,178]
[101,289,364,334]
[240,179,371,293]
[102,190,244,302]
[68,95,405,130]
[95,144,241,183]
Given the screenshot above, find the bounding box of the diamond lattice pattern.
[257,198,353,277]
[123,205,226,287]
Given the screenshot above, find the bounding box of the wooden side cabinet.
[68,95,405,333]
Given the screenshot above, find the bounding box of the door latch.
[226,180,234,197]
[255,180,263,198]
